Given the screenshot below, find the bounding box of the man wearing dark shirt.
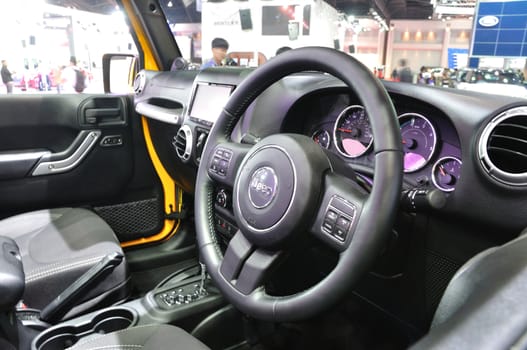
[1,60,14,94]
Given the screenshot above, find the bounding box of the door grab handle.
[32,130,101,176]
[85,108,121,124]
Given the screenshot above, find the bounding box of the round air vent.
[172,125,193,161]
[133,71,146,95]
[478,106,527,186]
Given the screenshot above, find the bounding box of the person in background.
[275,46,292,56]
[201,38,230,69]
[398,59,413,83]
[391,67,399,81]
[1,60,14,94]
[418,66,433,85]
[61,56,85,93]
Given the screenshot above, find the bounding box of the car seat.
[411,231,527,349]
[0,207,129,321]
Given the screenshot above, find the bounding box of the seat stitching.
[26,256,104,283]
[66,325,160,350]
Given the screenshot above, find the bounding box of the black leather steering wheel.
[195,47,403,322]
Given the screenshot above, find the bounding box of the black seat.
[0,207,129,320]
[411,232,527,349]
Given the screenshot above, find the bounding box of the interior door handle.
[85,108,121,124]
[32,130,101,176]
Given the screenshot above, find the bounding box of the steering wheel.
[195,47,403,322]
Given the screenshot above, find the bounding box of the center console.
[31,265,225,350]
[173,81,235,166]
[173,78,240,245]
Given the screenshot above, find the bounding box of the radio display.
[189,83,234,125]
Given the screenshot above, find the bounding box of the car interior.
[1,0,527,349]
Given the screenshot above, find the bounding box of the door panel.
[0,93,164,243]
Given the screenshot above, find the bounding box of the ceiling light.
[167,1,173,7]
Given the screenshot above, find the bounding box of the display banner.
[471,0,527,57]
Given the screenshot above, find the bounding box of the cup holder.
[34,308,135,350]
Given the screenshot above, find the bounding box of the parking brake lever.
[40,252,124,324]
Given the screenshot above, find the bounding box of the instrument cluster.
[310,104,462,192]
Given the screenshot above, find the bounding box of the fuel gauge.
[432,156,462,192]
[312,129,331,149]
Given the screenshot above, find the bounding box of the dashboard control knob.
[216,189,229,208]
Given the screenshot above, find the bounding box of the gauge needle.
[338,128,353,133]
[439,165,446,176]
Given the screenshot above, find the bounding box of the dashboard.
[281,90,462,193]
[132,64,527,338]
[133,67,527,236]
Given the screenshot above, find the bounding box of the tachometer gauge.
[312,129,331,149]
[333,105,373,158]
[432,156,462,192]
[398,113,437,172]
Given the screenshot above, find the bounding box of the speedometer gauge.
[398,113,437,173]
[333,105,373,158]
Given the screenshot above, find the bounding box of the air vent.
[172,125,192,162]
[478,106,527,186]
[133,71,146,95]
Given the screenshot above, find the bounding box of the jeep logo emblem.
[248,167,278,209]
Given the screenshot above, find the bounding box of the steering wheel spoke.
[310,172,368,252]
[220,231,282,295]
[207,142,250,188]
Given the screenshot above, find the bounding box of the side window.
[0,1,137,95]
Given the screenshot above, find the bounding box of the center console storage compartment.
[32,308,135,350]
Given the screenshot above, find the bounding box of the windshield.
[1,1,526,95]
[158,0,527,95]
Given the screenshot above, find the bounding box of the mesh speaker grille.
[425,250,461,316]
[94,198,163,241]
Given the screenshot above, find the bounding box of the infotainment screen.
[188,83,234,125]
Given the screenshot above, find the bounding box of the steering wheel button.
[336,216,351,230]
[329,196,356,218]
[210,157,221,172]
[334,227,347,241]
[323,221,334,232]
[325,210,338,223]
[223,151,232,159]
[216,149,224,157]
